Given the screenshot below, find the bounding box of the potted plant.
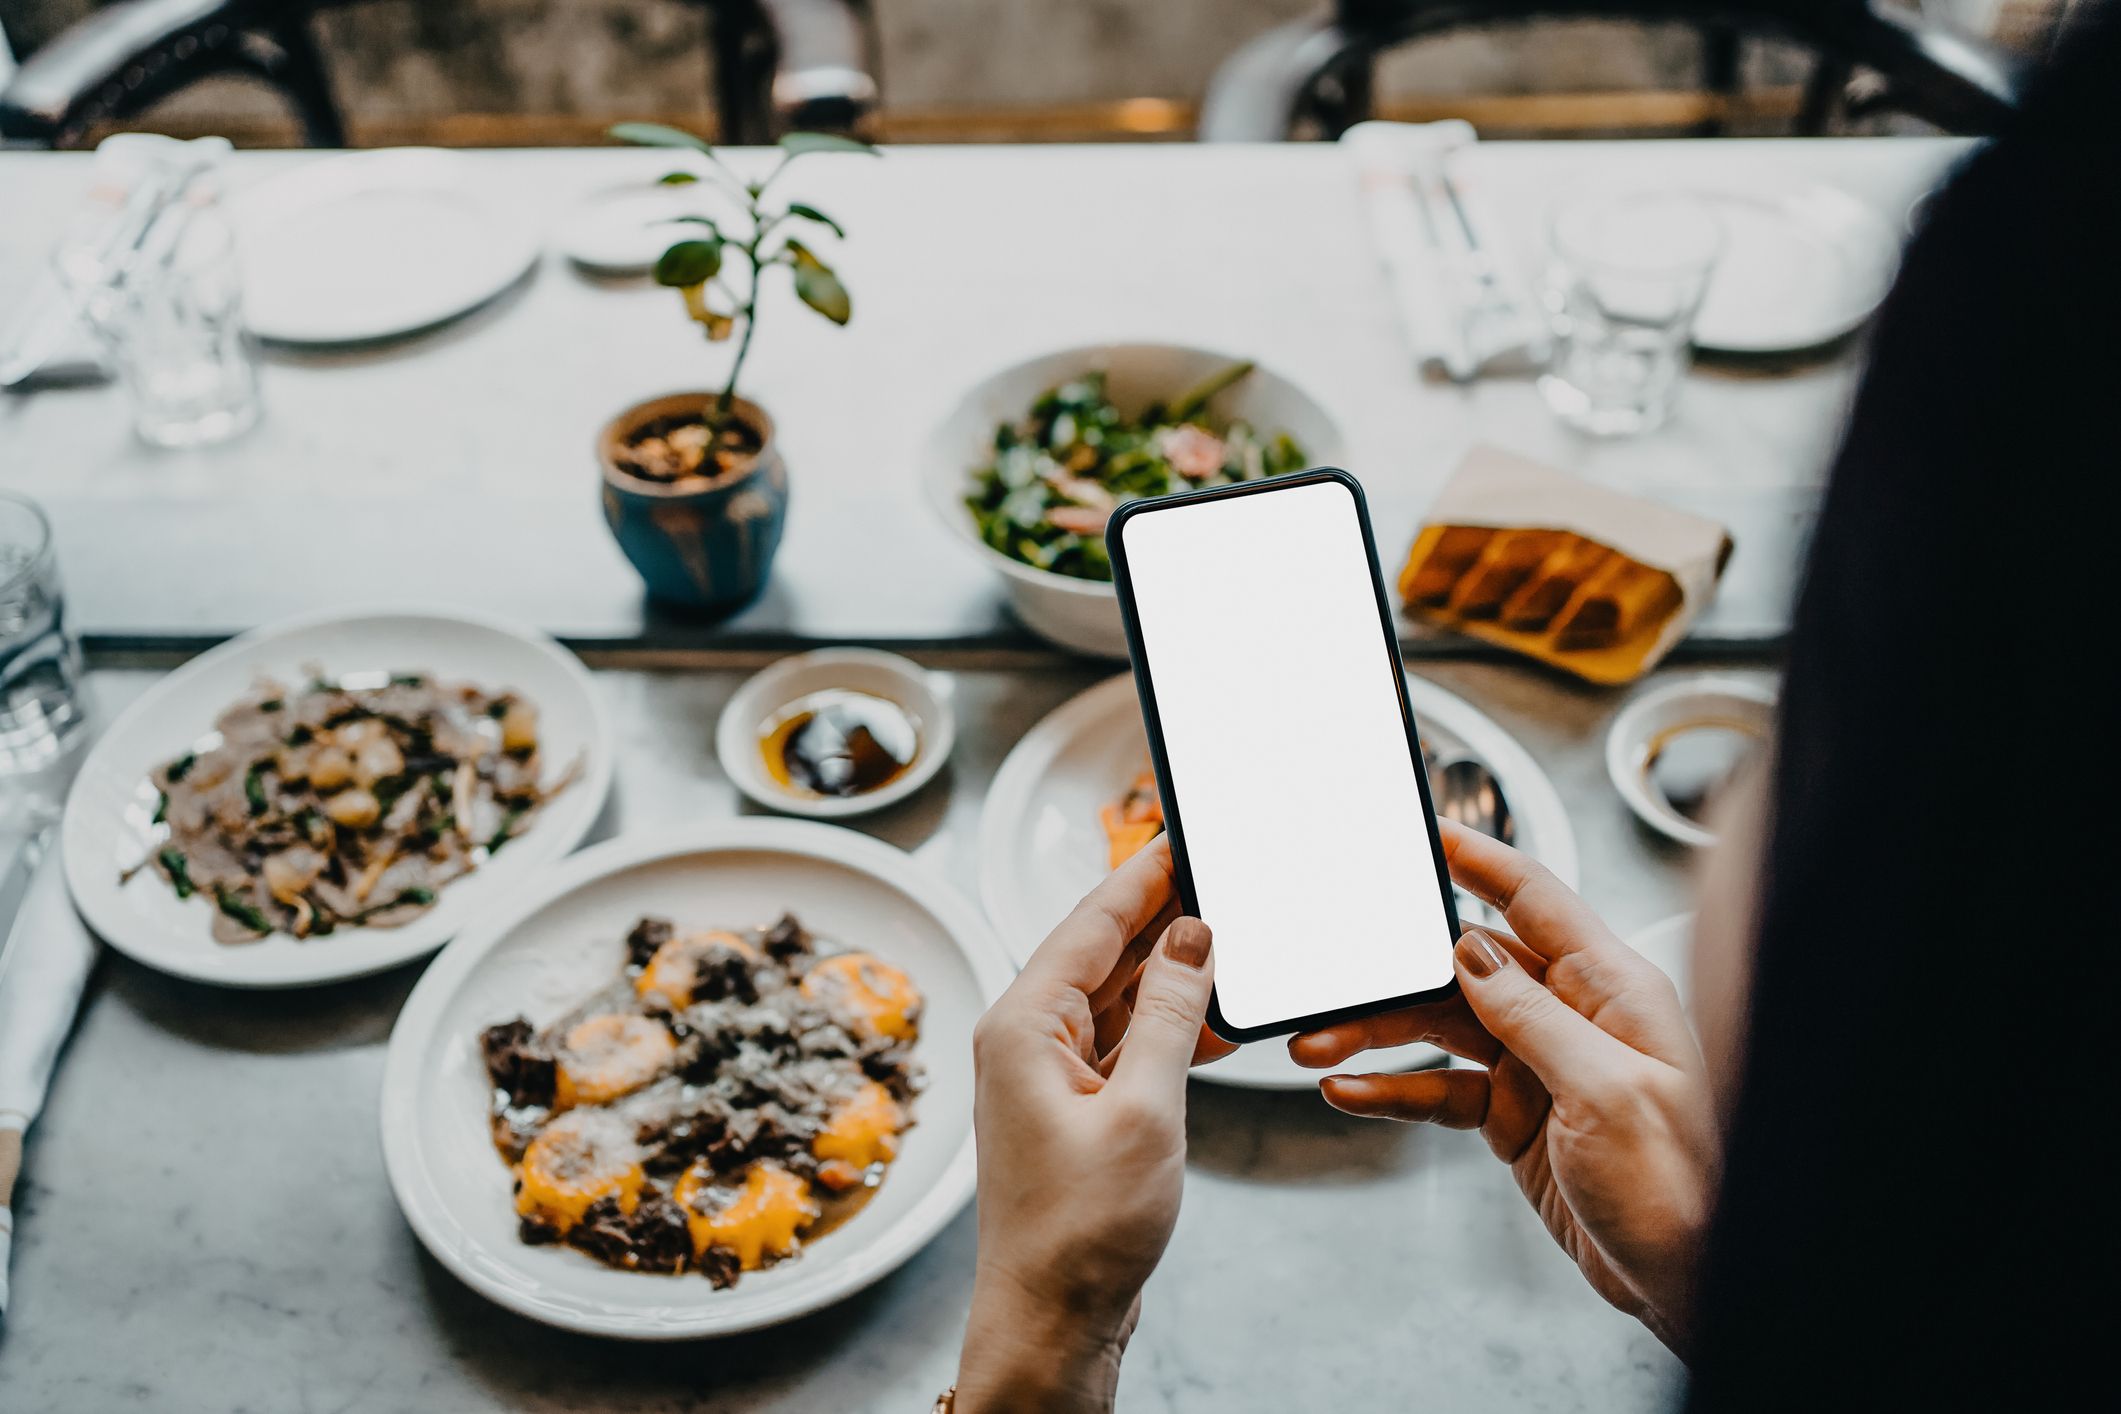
[597,122,876,613]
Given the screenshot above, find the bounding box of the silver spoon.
[1430,755,1515,929]
[1433,755,1514,846]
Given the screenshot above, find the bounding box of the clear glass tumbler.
[1,493,89,831]
[59,208,260,449]
[1537,191,1723,437]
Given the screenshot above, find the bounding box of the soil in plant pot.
[615,412,766,484]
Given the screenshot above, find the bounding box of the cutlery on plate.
[1431,754,1515,930]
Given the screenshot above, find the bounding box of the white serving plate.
[379,820,1012,1338]
[978,673,1577,1089]
[1692,177,1900,353]
[230,148,539,343]
[61,607,612,988]
[551,182,720,277]
[922,342,1346,658]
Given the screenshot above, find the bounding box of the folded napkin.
[0,834,100,1319]
[1398,445,1734,683]
[1343,120,1550,382]
[0,132,232,389]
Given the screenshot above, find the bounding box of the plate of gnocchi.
[379,819,1012,1337]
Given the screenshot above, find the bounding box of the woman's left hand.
[955,836,1227,1414]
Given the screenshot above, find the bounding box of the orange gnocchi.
[800,953,921,1041]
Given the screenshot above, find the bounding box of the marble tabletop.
[0,652,1749,1413]
[0,140,1964,652]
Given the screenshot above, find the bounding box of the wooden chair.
[1199,0,2028,140]
[0,0,877,149]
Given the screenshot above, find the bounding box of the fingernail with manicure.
[1457,928,1509,978]
[1164,918,1212,969]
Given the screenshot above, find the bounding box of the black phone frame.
[1106,467,1462,1044]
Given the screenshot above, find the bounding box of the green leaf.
[658,170,700,185]
[784,202,845,239]
[610,121,715,155]
[654,238,723,288]
[159,848,193,899]
[786,240,851,324]
[214,885,271,935]
[778,132,878,158]
[661,215,722,234]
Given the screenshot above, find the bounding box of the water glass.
[1537,190,1723,436]
[59,208,260,449]
[1,493,88,831]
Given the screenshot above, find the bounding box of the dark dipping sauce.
[760,690,918,798]
[1644,720,1762,825]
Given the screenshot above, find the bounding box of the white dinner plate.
[61,607,612,988]
[230,149,540,343]
[978,673,1577,1090]
[1691,178,1900,353]
[379,820,1012,1338]
[552,182,720,277]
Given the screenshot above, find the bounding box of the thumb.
[1110,917,1216,1102]
[1454,927,1626,1085]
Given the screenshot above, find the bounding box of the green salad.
[964,361,1310,581]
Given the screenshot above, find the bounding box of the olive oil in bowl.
[760,690,920,799]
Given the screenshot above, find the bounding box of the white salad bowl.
[922,343,1345,658]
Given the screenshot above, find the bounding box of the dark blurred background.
[0,0,2092,148]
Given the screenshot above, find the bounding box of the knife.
[0,827,100,1320]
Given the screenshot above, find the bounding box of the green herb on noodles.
[244,764,270,816]
[164,752,196,784]
[159,849,194,899]
[215,885,271,934]
[486,807,526,855]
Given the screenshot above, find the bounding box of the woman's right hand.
[1291,819,1719,1351]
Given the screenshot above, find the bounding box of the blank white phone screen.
[1118,478,1455,1031]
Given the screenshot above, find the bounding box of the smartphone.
[1107,468,1460,1043]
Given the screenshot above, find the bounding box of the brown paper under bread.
[1398,446,1732,684]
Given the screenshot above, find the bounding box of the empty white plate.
[61,607,612,988]
[978,673,1577,1090]
[380,820,1012,1337]
[230,148,540,343]
[1692,178,1900,353]
[553,182,720,277]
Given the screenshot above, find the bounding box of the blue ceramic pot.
[598,392,788,614]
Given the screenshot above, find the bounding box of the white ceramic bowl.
[922,343,1346,658]
[379,820,1012,1338]
[1605,676,1777,848]
[61,607,612,988]
[715,649,955,819]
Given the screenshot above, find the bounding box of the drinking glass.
[1,493,88,832]
[58,207,260,449]
[1537,190,1723,437]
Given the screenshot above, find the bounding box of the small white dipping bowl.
[717,649,955,819]
[1605,676,1777,848]
[922,342,1346,658]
